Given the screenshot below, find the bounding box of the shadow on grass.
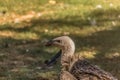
[31,8,120,27]
[0,8,119,33]
[0,37,59,80]
[0,8,120,79]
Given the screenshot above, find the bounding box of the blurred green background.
[0,0,120,80]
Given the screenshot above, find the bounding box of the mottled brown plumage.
[60,71,77,80]
[45,36,118,80]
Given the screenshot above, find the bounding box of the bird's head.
[45,36,75,55]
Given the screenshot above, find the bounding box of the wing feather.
[69,56,117,80]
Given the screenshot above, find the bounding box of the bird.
[45,36,118,80]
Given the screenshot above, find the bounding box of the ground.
[0,0,120,80]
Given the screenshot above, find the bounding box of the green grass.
[0,0,120,80]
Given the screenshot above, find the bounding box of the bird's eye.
[55,40,61,43]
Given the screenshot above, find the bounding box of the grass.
[0,0,120,80]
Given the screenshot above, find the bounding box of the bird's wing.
[44,50,61,66]
[60,71,77,80]
[70,59,117,80]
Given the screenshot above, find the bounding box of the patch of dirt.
[0,11,51,24]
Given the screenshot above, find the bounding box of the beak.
[45,40,54,46]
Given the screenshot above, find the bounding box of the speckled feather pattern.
[69,55,118,80]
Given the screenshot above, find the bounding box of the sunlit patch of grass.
[38,71,57,79]
[0,0,120,80]
[77,51,97,59]
[15,32,39,40]
[0,0,48,14]
[105,52,120,59]
[0,30,39,40]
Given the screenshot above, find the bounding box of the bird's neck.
[62,39,75,58]
[61,45,75,71]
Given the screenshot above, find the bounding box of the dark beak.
[45,40,54,46]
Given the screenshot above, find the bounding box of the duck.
[45,36,118,80]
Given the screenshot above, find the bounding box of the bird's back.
[67,55,118,80]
